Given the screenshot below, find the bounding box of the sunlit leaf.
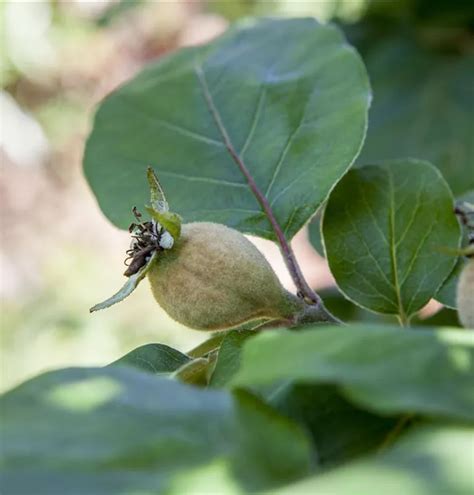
[0,367,313,494]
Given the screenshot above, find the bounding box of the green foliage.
[356,37,474,196]
[210,330,255,387]
[322,159,461,321]
[83,18,370,240]
[272,425,474,495]
[4,8,474,495]
[232,325,474,422]
[269,383,399,468]
[0,367,313,494]
[109,343,190,374]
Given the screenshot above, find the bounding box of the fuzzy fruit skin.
[457,258,474,329]
[148,222,301,330]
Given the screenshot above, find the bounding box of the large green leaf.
[356,37,474,196]
[232,324,474,422]
[272,425,474,495]
[322,160,461,319]
[83,18,370,240]
[0,367,313,494]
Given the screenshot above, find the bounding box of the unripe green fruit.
[457,258,474,329]
[148,222,302,330]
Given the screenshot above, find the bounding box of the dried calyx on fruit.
[454,201,474,329]
[90,167,311,330]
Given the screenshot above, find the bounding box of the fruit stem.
[196,64,340,324]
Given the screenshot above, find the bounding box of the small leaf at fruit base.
[231,324,474,423]
[322,159,461,320]
[83,18,370,240]
[89,250,158,312]
[0,366,314,494]
[109,343,191,374]
[188,333,227,358]
[145,206,182,241]
[210,330,256,387]
[270,425,474,495]
[172,357,214,386]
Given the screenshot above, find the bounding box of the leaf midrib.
[387,169,406,322]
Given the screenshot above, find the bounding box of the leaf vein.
[240,86,266,159]
[388,169,405,321]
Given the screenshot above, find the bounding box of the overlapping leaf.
[0,367,314,494]
[210,330,255,387]
[269,383,398,468]
[232,324,474,422]
[272,425,474,495]
[322,160,461,319]
[109,343,190,374]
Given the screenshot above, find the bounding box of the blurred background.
[1,0,472,391]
